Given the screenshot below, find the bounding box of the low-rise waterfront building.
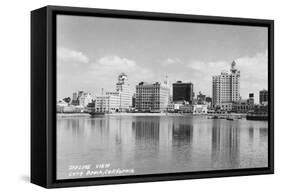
[218,102,233,112]
[57,103,84,113]
[179,104,193,113]
[71,91,93,107]
[197,92,206,104]
[193,104,208,114]
[232,100,254,113]
[167,100,192,113]
[79,92,93,107]
[232,94,256,113]
[57,100,68,113]
[167,102,176,112]
[64,105,84,113]
[95,92,120,113]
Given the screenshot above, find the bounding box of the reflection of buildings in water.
[60,118,88,137]
[132,116,160,166]
[158,117,173,162]
[259,127,268,142]
[104,116,135,162]
[57,116,269,178]
[158,117,173,150]
[133,116,160,144]
[166,117,194,165]
[87,117,110,139]
[211,120,240,168]
[211,127,220,161]
[249,126,254,143]
[172,122,193,147]
[247,126,268,154]
[171,118,194,162]
[228,127,240,166]
[57,118,101,158]
[108,116,134,145]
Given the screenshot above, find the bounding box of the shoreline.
[57,113,90,117]
[57,112,247,117]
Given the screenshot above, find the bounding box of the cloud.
[57,55,154,97]
[167,58,181,64]
[88,56,154,93]
[95,56,137,72]
[57,49,267,104]
[162,58,182,67]
[181,51,268,102]
[58,47,89,63]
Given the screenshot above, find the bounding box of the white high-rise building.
[212,61,240,108]
[95,73,132,112]
[116,73,132,111]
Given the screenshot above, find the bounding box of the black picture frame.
[31,5,274,188]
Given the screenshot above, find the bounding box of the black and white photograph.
[56,14,269,180]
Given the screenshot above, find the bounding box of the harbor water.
[57,115,268,179]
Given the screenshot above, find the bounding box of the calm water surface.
[57,115,268,179]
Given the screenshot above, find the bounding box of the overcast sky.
[57,15,268,103]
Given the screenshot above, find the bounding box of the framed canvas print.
[31,5,274,188]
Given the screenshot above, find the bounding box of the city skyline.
[57,15,268,103]
[55,13,270,180]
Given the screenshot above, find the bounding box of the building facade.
[212,61,240,108]
[247,93,255,105]
[116,73,132,111]
[196,92,206,104]
[132,93,136,108]
[71,92,79,105]
[193,104,208,114]
[79,93,93,107]
[259,89,268,105]
[136,82,169,112]
[95,92,120,113]
[232,100,254,113]
[94,73,132,112]
[71,91,93,107]
[172,81,193,104]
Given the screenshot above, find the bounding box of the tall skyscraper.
[212,61,240,107]
[259,89,268,105]
[172,81,193,104]
[95,73,132,112]
[116,73,132,111]
[136,82,169,112]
